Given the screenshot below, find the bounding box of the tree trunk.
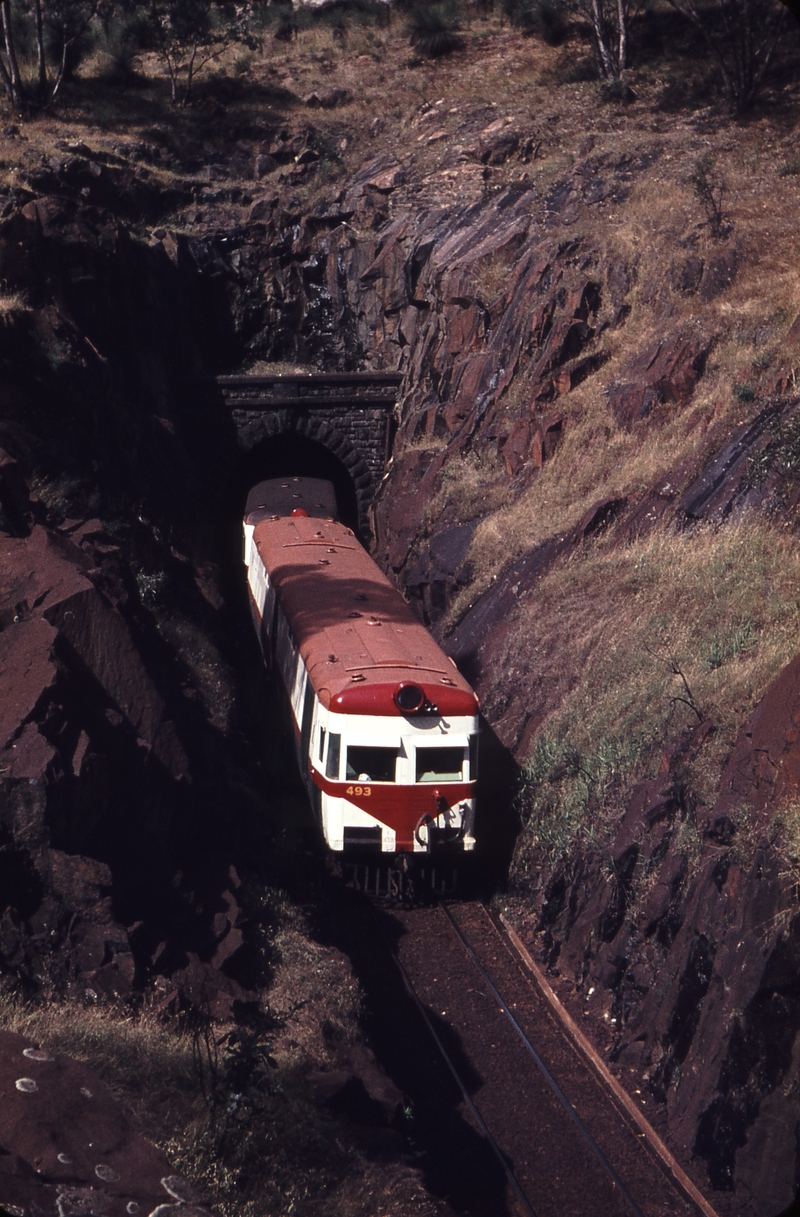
[666,0,744,108]
[163,46,179,104]
[616,0,627,73]
[1,0,25,109]
[181,40,198,106]
[0,40,13,100]
[588,0,617,79]
[49,33,70,104]
[34,0,47,100]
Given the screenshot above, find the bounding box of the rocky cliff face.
[0,194,265,1018]
[2,104,800,1215]
[0,184,444,1217]
[195,140,800,1215]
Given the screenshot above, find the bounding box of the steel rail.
[440,902,647,1217]
[499,914,721,1217]
[387,938,538,1217]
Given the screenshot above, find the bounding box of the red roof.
[252,515,478,716]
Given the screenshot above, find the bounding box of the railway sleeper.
[342,856,460,902]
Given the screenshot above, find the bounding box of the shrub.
[407,1,462,57]
[502,0,568,43]
[98,16,147,81]
[518,729,652,860]
[690,152,729,239]
[704,621,756,670]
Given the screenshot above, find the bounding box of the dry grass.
[513,516,800,862]
[423,444,511,527]
[447,126,800,610]
[0,290,30,314]
[0,912,436,1217]
[0,994,197,1125]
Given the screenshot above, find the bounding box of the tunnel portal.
[235,433,361,532]
[213,372,402,536]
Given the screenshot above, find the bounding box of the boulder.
[364,160,406,194]
[608,329,711,428]
[502,417,535,476]
[477,118,520,167]
[248,194,279,223]
[671,255,704,296]
[0,1029,216,1217]
[711,650,800,829]
[501,413,564,476]
[303,87,353,110]
[253,153,278,179]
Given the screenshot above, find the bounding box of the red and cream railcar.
[243,481,478,855]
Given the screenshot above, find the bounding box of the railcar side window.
[319,727,326,763]
[416,748,465,782]
[469,735,478,781]
[326,734,341,780]
[346,747,398,783]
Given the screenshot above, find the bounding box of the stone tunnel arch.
[231,411,372,535]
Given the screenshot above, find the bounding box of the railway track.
[387,900,720,1217]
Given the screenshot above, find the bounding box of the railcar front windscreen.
[415,747,466,783]
[346,746,398,783]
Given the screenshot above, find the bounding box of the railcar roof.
[245,477,339,523]
[252,514,478,715]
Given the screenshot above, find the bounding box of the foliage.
[690,152,729,238]
[664,0,787,110]
[145,0,256,106]
[517,728,652,859]
[510,520,800,866]
[704,621,755,670]
[502,0,568,43]
[407,0,462,57]
[0,0,104,108]
[0,0,262,109]
[97,11,148,79]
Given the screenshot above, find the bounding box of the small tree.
[0,0,103,109]
[146,0,252,106]
[582,0,629,81]
[665,0,787,110]
[690,153,728,238]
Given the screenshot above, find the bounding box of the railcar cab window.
[416,747,466,783]
[346,746,398,783]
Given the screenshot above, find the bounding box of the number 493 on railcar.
[243,479,479,857]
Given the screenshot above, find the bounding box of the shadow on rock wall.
[0,195,285,1019]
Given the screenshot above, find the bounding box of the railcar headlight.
[395,683,426,713]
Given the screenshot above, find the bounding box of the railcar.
[244,477,479,857]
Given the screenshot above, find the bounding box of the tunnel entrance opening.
[232,432,362,534]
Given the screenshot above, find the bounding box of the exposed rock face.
[0,1029,216,1217]
[197,158,800,1212]
[0,509,262,1017]
[1,144,799,1215]
[509,657,800,1217]
[0,197,270,1020]
[607,329,711,429]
